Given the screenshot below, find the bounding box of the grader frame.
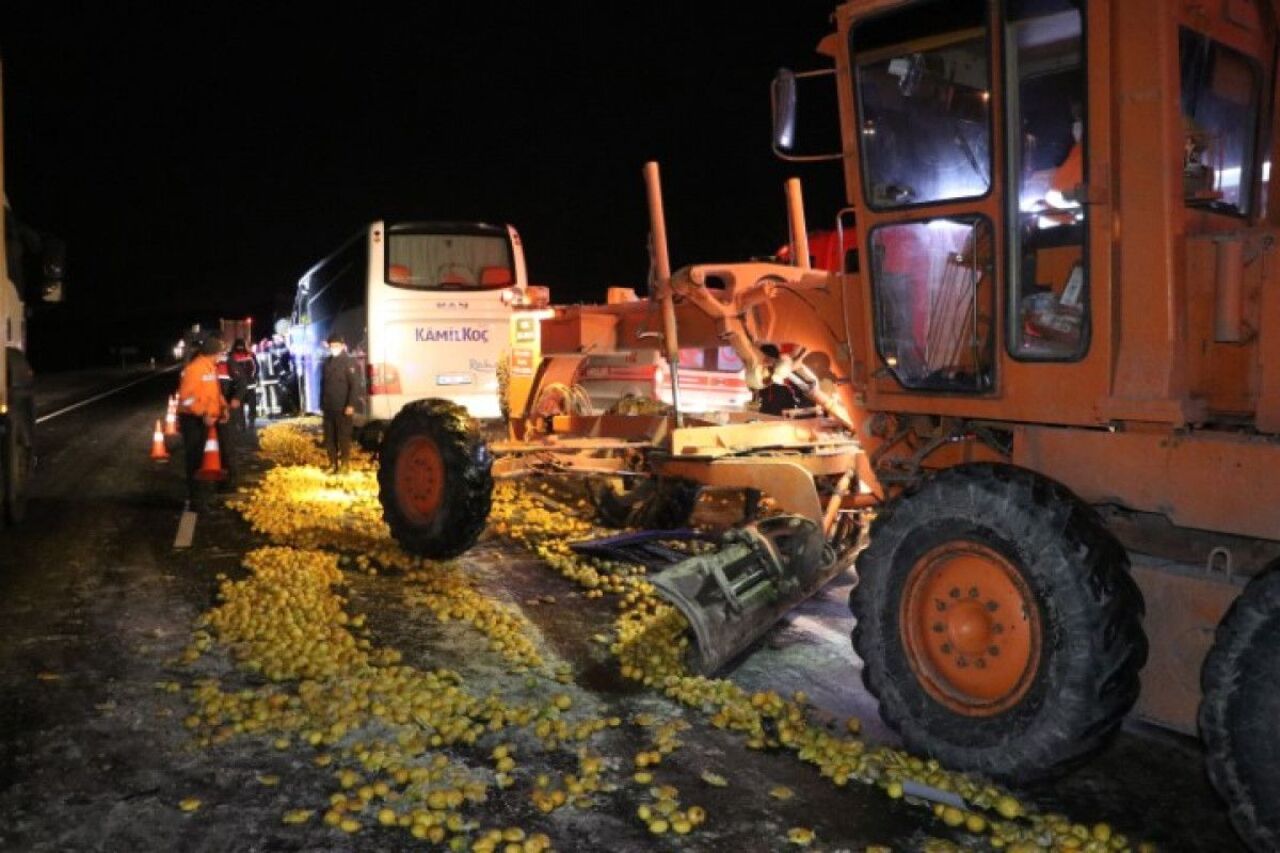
[377,1,1280,848]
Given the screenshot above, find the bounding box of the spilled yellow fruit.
[167,420,1146,853]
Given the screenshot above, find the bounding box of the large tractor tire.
[851,463,1146,781]
[588,477,700,530]
[1199,569,1280,852]
[377,399,493,559]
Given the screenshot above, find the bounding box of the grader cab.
[377,1,1280,848]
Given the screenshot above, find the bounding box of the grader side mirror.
[772,69,799,155]
[770,67,843,163]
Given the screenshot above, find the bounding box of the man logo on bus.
[415,326,490,343]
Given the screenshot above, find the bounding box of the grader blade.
[569,528,718,567]
[649,515,840,674]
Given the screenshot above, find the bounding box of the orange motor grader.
[377,0,1280,847]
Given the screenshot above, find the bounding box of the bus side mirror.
[41,240,65,304]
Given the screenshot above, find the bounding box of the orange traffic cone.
[194,424,226,481]
[164,404,179,437]
[150,419,170,461]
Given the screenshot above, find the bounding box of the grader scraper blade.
[569,528,718,567]
[648,515,841,674]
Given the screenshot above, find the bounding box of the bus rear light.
[368,363,402,395]
[652,363,667,397]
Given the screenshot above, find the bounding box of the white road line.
[173,510,198,549]
[35,366,179,425]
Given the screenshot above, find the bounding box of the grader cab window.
[1007,0,1089,360]
[869,217,995,391]
[853,0,992,208]
[1180,29,1261,216]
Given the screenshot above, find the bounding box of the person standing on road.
[228,337,259,432]
[320,331,360,473]
[176,333,232,509]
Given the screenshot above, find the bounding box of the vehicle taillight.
[368,363,402,395]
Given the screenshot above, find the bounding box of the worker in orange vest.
[176,332,232,509]
[1044,108,1084,214]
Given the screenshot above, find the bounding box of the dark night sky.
[1,3,845,368]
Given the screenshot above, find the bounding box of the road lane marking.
[35,366,179,424]
[174,510,198,549]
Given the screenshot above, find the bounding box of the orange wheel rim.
[900,541,1041,716]
[396,436,445,523]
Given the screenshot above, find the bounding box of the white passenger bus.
[290,220,533,430]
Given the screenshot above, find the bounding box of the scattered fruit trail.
[176,420,1149,852]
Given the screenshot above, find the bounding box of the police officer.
[320,331,360,472]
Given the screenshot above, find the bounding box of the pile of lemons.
[257,417,332,467]
[178,421,1146,853]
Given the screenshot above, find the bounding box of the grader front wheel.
[377,399,493,559]
[852,464,1147,781]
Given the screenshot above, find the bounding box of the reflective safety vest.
[177,354,228,418]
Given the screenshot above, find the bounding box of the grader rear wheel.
[1200,569,1280,852]
[377,399,493,559]
[852,463,1147,781]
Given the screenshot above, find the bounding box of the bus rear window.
[386,232,514,290]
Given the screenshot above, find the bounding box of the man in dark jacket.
[320,331,360,472]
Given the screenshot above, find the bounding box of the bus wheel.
[377,399,493,559]
[588,477,700,530]
[1200,569,1280,852]
[2,417,29,526]
[851,463,1146,781]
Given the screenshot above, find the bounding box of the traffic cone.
[164,400,179,436]
[150,419,170,462]
[194,424,227,481]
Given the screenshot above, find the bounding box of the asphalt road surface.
[0,369,1245,851]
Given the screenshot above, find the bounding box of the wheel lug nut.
[988,645,1000,656]
[949,587,961,599]
[932,622,944,634]
[968,586,979,598]
[940,643,953,654]
[985,600,999,612]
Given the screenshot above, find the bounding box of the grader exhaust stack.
[643,161,685,428]
[648,516,842,674]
